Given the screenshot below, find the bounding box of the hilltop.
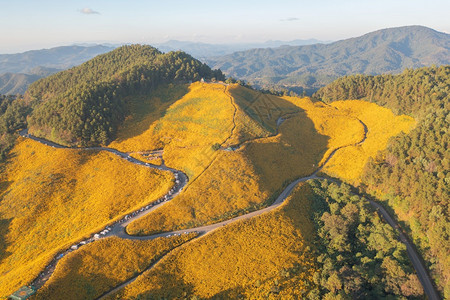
[25,45,223,146]
[207,26,450,93]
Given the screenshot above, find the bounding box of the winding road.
[17,107,440,299]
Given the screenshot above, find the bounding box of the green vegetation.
[309,180,422,299]
[0,94,32,160]
[315,65,449,297]
[314,65,449,117]
[26,44,224,146]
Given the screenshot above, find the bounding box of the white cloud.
[79,8,100,15]
[280,17,299,22]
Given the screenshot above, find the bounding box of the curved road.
[18,109,439,299]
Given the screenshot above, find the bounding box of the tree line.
[0,95,32,160]
[314,65,449,297]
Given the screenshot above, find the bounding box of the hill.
[0,45,115,95]
[207,26,450,93]
[0,73,41,95]
[0,40,329,95]
[315,65,449,297]
[25,44,223,146]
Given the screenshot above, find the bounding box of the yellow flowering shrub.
[109,184,318,299]
[322,100,415,183]
[127,86,366,235]
[33,235,197,300]
[0,139,173,296]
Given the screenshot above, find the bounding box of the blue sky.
[0,0,449,53]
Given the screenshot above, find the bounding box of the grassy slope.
[110,82,235,179]
[127,85,366,235]
[109,183,318,299]
[0,139,173,296]
[321,100,415,184]
[33,235,197,300]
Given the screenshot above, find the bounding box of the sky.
[0,0,449,53]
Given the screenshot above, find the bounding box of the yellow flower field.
[127,85,368,235]
[110,82,236,179]
[109,183,318,299]
[0,139,173,296]
[0,82,415,297]
[322,100,416,183]
[33,235,197,300]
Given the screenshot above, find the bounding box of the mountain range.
[1,26,449,95]
[207,25,450,93]
[155,39,329,58]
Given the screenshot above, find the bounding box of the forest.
[315,65,449,297]
[309,180,422,299]
[26,45,224,146]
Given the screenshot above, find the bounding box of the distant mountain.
[207,26,450,93]
[0,45,115,74]
[0,73,40,95]
[155,39,329,58]
[0,67,61,94]
[0,45,116,94]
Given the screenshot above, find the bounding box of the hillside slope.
[0,67,62,95]
[0,138,173,296]
[207,26,450,91]
[26,45,223,146]
[0,73,41,95]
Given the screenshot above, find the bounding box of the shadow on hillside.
[36,253,112,298]
[228,87,330,196]
[0,215,12,266]
[211,272,297,298]
[130,275,196,300]
[230,87,301,134]
[0,179,14,264]
[112,84,190,144]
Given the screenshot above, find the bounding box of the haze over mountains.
[155,39,329,58]
[1,26,449,95]
[207,26,450,92]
